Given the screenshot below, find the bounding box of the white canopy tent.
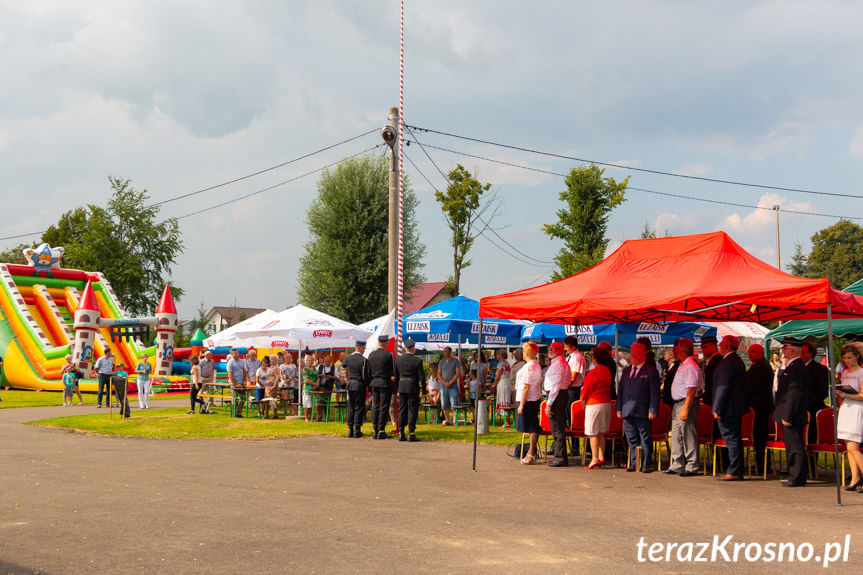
[701,321,771,350]
[203,309,278,349]
[234,304,371,351]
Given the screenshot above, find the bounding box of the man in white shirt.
[663,338,702,477]
[564,335,586,456]
[543,341,571,467]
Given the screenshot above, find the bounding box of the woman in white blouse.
[837,344,863,492]
[516,342,543,464]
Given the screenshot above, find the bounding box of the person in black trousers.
[774,338,812,487]
[802,342,829,472]
[342,341,371,438]
[745,344,774,475]
[712,336,748,480]
[368,335,395,439]
[395,339,425,442]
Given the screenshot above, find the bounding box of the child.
[301,354,318,423]
[427,362,440,405]
[136,354,152,409]
[62,365,75,406]
[63,354,84,405]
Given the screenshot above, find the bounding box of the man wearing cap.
[664,337,702,476]
[395,339,425,442]
[712,335,748,481]
[544,341,571,467]
[368,335,395,439]
[774,337,812,486]
[342,341,371,438]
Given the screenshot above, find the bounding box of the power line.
[406,123,863,200]
[177,145,384,220]
[0,130,380,243]
[404,126,553,266]
[151,128,379,207]
[409,139,863,221]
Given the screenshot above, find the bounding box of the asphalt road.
[1,402,861,574]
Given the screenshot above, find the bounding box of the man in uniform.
[712,335,748,481]
[745,344,774,475]
[342,341,371,438]
[368,335,395,439]
[774,337,812,487]
[395,338,425,442]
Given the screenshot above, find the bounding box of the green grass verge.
[0,389,188,409]
[26,408,522,445]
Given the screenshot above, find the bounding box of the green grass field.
[0,389,189,409]
[27,407,523,445]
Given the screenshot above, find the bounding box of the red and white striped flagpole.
[396,0,405,354]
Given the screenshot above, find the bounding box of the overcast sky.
[2,1,863,320]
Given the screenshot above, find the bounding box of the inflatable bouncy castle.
[0,243,189,392]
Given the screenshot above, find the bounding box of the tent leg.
[473,319,482,472]
[827,304,841,506]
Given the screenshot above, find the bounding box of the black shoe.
[679,470,698,477]
[399,434,407,442]
[781,479,805,487]
[547,459,568,467]
[661,469,678,475]
[640,467,654,474]
[626,467,637,473]
[348,429,355,438]
[373,431,380,439]
[376,432,388,440]
[844,479,862,492]
[354,430,364,438]
[409,434,419,442]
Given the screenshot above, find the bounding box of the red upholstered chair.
[605,401,623,467]
[712,408,755,477]
[568,402,586,466]
[807,407,847,485]
[537,400,553,460]
[764,419,785,480]
[696,403,715,475]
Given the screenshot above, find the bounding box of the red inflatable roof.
[78,281,99,312]
[480,231,863,324]
[156,283,177,315]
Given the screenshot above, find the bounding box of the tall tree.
[42,177,184,316]
[544,163,628,280]
[434,164,495,295]
[297,153,425,323]
[805,219,863,288]
[640,221,657,239]
[0,243,33,265]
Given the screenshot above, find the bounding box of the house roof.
[404,282,448,314]
[206,306,267,326]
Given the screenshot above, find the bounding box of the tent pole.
[826,304,841,506]
[473,318,483,472]
[614,326,620,394]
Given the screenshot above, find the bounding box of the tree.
[0,243,33,265]
[544,163,628,280]
[640,221,657,239]
[787,241,810,277]
[434,164,495,296]
[805,220,863,288]
[297,153,425,323]
[42,177,184,316]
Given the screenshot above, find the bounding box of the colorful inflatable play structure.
[0,243,188,392]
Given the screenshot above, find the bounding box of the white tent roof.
[235,304,371,350]
[203,309,278,349]
[701,321,771,348]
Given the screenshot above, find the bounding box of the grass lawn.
[27,407,524,445]
[0,389,189,409]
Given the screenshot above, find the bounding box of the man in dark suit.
[745,344,774,475]
[701,336,722,407]
[774,337,812,487]
[395,338,425,442]
[617,342,661,472]
[712,336,748,480]
[342,341,371,438]
[368,335,395,440]
[802,342,829,470]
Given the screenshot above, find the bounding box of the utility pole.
[382,108,399,314]
[774,205,781,269]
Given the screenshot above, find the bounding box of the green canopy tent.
[767,278,863,342]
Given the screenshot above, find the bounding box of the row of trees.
[788,220,863,289]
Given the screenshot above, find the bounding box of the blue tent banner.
[402,296,524,346]
[521,321,716,347]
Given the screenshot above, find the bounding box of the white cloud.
[722,193,813,236]
[677,163,711,177]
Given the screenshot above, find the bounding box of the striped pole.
[396,0,405,354]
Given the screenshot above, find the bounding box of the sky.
[2,1,863,321]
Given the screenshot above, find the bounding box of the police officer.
[342,341,371,438]
[395,338,425,442]
[774,337,812,487]
[368,335,395,439]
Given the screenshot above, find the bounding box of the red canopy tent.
[477,231,863,503]
[479,231,863,324]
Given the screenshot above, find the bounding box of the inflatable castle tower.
[71,281,99,371]
[154,284,178,376]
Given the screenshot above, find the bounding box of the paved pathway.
[1,403,861,574]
